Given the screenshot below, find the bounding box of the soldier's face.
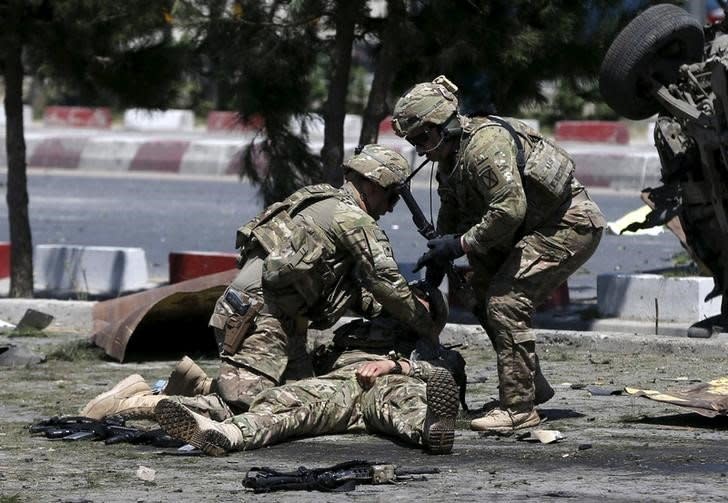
[362,181,399,219]
[407,126,452,162]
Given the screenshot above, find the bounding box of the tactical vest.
[235,184,353,322]
[235,184,344,261]
[463,117,575,224]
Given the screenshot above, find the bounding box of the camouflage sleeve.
[348,287,384,319]
[460,127,527,253]
[332,206,436,339]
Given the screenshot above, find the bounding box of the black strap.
[486,116,526,173]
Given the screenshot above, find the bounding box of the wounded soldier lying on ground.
[154,345,461,455]
[77,286,464,454]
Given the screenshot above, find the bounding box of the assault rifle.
[242,460,439,493]
[29,415,184,448]
[397,158,466,290]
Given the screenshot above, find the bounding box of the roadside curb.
[0,299,94,334]
[4,298,726,357]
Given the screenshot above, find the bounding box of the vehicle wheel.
[599,4,704,120]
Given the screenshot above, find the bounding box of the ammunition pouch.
[262,223,336,304]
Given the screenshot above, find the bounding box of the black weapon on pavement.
[29,415,184,448]
[242,460,440,493]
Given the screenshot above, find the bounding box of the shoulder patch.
[480,166,501,189]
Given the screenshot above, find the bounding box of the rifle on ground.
[242,460,439,493]
[29,415,184,448]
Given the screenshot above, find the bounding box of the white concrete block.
[344,114,362,137]
[646,121,656,144]
[34,245,149,296]
[78,137,139,172]
[179,139,245,176]
[0,105,33,127]
[289,114,362,138]
[597,273,721,323]
[123,109,195,131]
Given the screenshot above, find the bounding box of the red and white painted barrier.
[130,140,190,173]
[0,242,10,279]
[43,106,112,129]
[169,251,238,284]
[206,111,264,132]
[555,121,629,144]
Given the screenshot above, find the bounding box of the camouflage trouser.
[210,308,312,412]
[470,196,605,411]
[228,362,428,450]
[161,393,234,422]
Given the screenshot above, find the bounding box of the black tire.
[600,4,704,120]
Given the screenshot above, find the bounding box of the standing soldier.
[391,76,606,432]
[80,145,441,421]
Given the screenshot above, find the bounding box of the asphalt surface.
[0,169,683,301]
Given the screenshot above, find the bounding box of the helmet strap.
[438,113,462,140]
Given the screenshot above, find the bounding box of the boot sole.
[155,399,229,456]
[423,368,459,455]
[80,374,148,419]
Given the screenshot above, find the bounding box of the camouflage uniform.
[205,145,437,412]
[393,78,606,414]
[228,350,446,451]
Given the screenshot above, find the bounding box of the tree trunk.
[4,30,34,298]
[321,1,361,187]
[359,0,405,147]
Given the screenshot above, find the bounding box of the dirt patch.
[1,332,727,502]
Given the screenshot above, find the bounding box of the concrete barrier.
[0,242,9,278]
[0,105,33,127]
[597,273,721,323]
[130,140,190,173]
[78,136,139,172]
[28,136,89,169]
[206,111,264,132]
[123,109,195,131]
[34,245,149,296]
[568,147,661,190]
[180,139,245,176]
[43,106,112,129]
[169,251,238,283]
[555,121,629,144]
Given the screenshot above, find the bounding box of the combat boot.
[470,407,540,433]
[163,356,213,396]
[422,368,459,454]
[534,355,555,405]
[155,398,244,456]
[80,374,163,420]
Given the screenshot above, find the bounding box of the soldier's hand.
[413,235,464,272]
[356,360,409,389]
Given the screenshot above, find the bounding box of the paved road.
[0,169,683,299]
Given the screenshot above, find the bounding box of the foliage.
[391,0,646,115]
[20,1,189,108]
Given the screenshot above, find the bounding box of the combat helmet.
[391,75,459,138]
[344,144,411,189]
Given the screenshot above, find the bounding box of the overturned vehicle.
[600,2,728,337]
